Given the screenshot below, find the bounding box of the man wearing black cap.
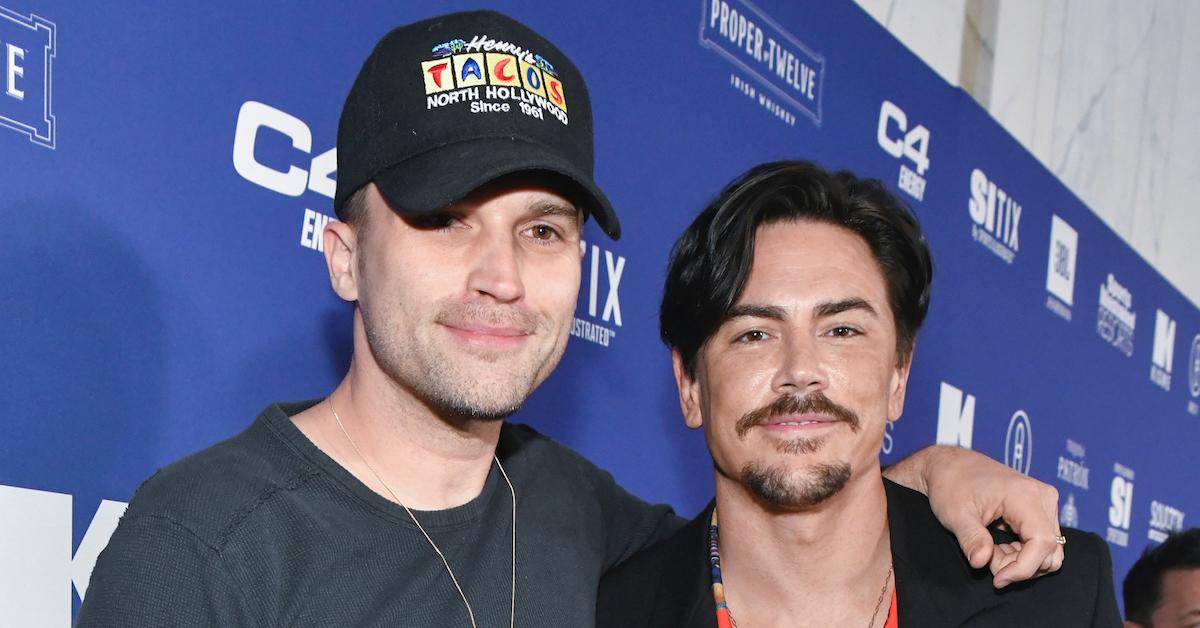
[78,10,1067,627]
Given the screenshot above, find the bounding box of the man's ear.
[888,342,915,421]
[672,350,704,429]
[324,219,359,302]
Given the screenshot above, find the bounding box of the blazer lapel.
[886,480,1010,626]
[652,484,1014,627]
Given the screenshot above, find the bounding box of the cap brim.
[371,137,621,239]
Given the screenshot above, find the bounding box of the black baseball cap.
[335,10,621,239]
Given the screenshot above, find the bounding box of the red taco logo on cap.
[420,34,568,119]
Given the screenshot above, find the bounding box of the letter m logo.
[1152,309,1176,373]
[936,381,975,448]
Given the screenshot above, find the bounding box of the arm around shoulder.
[596,472,682,571]
[76,514,252,626]
[561,447,681,572]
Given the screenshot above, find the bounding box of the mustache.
[434,302,542,334]
[734,392,861,439]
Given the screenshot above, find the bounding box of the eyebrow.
[813,297,878,319]
[725,304,787,322]
[724,298,878,323]
[528,200,581,224]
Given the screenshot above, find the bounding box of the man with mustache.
[79,12,1067,628]
[598,160,1121,627]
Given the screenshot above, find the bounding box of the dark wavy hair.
[1124,528,1200,625]
[660,160,933,377]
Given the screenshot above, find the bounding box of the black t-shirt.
[77,400,679,627]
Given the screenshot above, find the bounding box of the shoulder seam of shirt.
[98,513,257,620]
[122,512,225,554]
[214,466,325,547]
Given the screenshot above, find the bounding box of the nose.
[770,333,828,395]
[465,228,525,303]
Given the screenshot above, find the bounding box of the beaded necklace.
[708,508,899,628]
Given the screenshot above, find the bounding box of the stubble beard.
[740,459,852,509]
[733,392,859,508]
[362,300,568,422]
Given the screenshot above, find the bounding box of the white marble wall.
[855,0,968,85]
[855,0,1200,308]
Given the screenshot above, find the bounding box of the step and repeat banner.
[1,0,1196,623]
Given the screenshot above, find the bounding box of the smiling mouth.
[761,416,841,430]
[442,323,531,350]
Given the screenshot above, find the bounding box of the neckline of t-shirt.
[262,399,506,529]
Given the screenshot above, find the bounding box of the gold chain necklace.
[328,399,516,628]
[867,563,894,628]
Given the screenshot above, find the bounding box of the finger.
[954,524,996,569]
[1038,540,1066,574]
[992,480,1062,584]
[989,541,1020,575]
[1037,543,1063,573]
[1008,479,1060,546]
[993,536,1057,588]
[1038,485,1065,575]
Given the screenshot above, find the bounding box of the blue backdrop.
[1,1,1196,623]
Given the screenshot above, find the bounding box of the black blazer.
[597,480,1121,627]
